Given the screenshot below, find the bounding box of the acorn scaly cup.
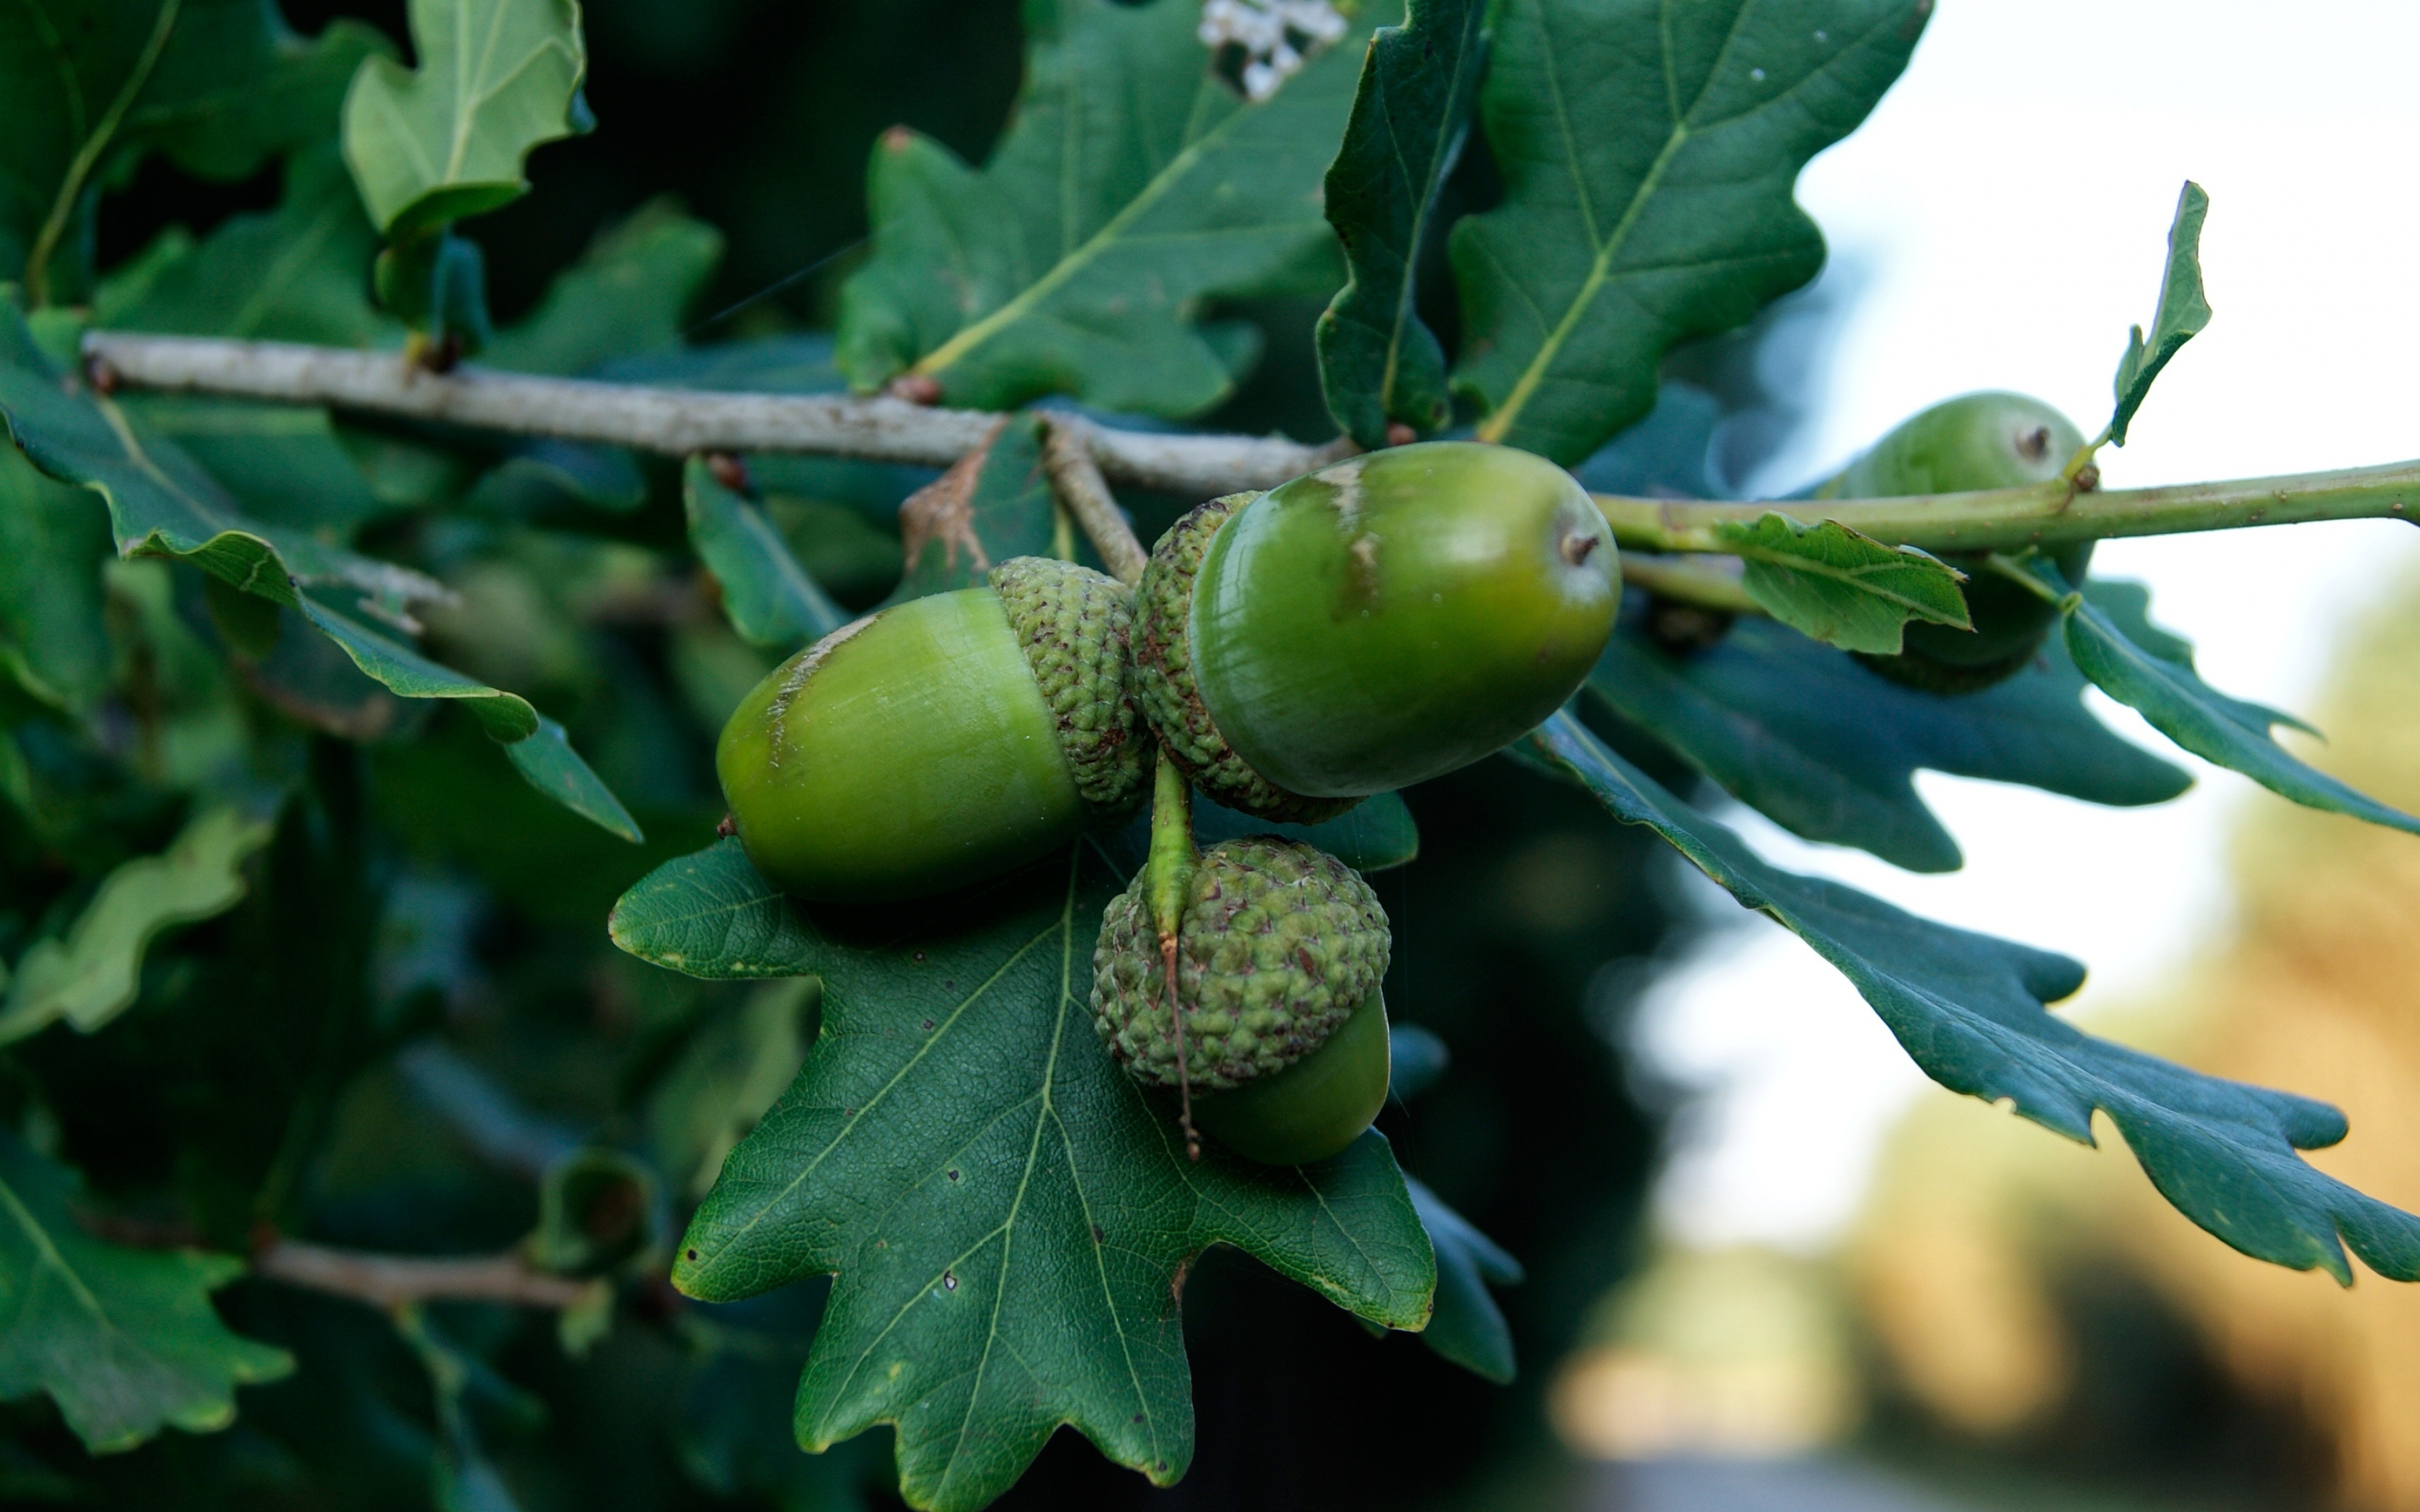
[1091,830,1393,1166]
[717,556,1144,902]
[1823,391,2095,693]
[1134,441,1620,822]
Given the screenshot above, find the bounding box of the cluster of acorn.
[710,396,2089,1167]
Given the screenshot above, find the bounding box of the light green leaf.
[0,304,442,617]
[1451,0,1925,463]
[0,1131,291,1453]
[834,0,1381,416]
[2107,180,2211,447]
[684,456,846,650]
[2054,576,2420,838]
[611,839,1436,1510]
[1587,600,2188,873]
[1529,709,2420,1285]
[0,805,274,1046]
[885,415,1056,603]
[1,0,389,304]
[294,595,642,843]
[483,198,723,374]
[341,0,590,236]
[1406,1176,1521,1383]
[1315,0,1489,447]
[1712,512,1969,655]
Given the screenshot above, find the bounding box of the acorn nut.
[717,556,1145,902]
[1823,391,2095,694]
[1132,441,1620,822]
[1090,836,1392,1165]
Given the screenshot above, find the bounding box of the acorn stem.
[1145,751,1202,1159]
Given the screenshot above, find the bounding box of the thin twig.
[255,1237,601,1310]
[1616,554,1764,616]
[79,333,1349,500]
[82,332,2419,552]
[1597,462,2420,556]
[1041,415,1148,585]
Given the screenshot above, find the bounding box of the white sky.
[1634,0,2420,1250]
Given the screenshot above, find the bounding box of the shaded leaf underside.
[1531,709,2420,1285]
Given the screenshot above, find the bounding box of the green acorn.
[717,556,1145,902]
[1134,441,1619,822]
[1091,835,1392,1165]
[1822,391,2095,694]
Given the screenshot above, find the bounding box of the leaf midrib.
[911,79,1259,379]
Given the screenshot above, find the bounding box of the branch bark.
[1040,416,1148,585]
[255,1237,601,1310]
[79,333,2420,553]
[81,333,1349,500]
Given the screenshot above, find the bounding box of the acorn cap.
[1134,496,1359,825]
[1090,837,1390,1091]
[1824,392,2094,691]
[989,556,1146,816]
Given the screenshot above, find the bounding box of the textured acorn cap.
[1132,497,1358,825]
[989,556,1146,816]
[1090,837,1390,1091]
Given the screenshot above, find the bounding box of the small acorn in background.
[1134,441,1620,822]
[1091,835,1392,1166]
[1823,391,2095,694]
[717,556,1145,903]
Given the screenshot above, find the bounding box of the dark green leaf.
[0,446,113,712]
[2055,575,2420,837]
[483,198,724,375]
[1190,789,1420,873]
[1528,709,2420,1285]
[1,1,388,303]
[886,415,1056,603]
[1450,0,1925,463]
[0,305,442,616]
[684,456,848,649]
[0,805,275,1046]
[834,0,1381,416]
[1569,379,1720,498]
[91,144,395,534]
[0,1131,291,1452]
[1406,1176,1521,1383]
[1713,513,1969,655]
[1587,600,2190,872]
[295,595,643,842]
[93,144,391,348]
[2108,181,2211,447]
[1315,0,1488,447]
[611,839,1436,1509]
[340,0,590,236]
[124,399,389,536]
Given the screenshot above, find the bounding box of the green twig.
[1616,554,1765,616]
[1596,457,2420,557]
